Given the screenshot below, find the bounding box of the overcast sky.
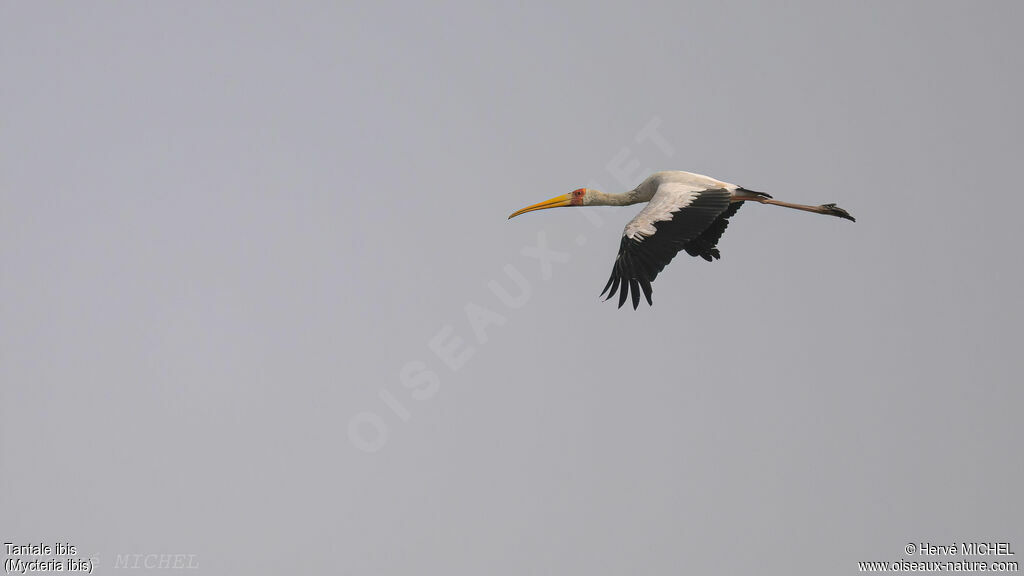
[2,2,1022,574]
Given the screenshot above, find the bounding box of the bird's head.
[508,188,589,219]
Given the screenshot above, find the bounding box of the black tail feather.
[734,187,772,199]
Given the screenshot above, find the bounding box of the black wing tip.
[639,278,653,306]
[602,237,660,310]
[600,269,621,301]
[600,272,654,309]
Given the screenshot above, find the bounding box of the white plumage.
[625,179,715,240]
[509,170,854,309]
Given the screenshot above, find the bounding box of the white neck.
[588,189,645,207]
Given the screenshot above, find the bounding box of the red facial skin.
[571,188,586,206]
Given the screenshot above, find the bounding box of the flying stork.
[508,170,854,309]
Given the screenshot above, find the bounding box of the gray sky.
[2,1,1022,574]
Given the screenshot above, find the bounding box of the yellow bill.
[508,193,574,219]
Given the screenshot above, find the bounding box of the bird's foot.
[820,203,855,222]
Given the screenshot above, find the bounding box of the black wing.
[600,186,734,309]
[683,201,743,261]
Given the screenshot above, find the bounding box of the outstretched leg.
[749,197,855,222]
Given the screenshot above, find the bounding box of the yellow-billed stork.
[508,171,854,309]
